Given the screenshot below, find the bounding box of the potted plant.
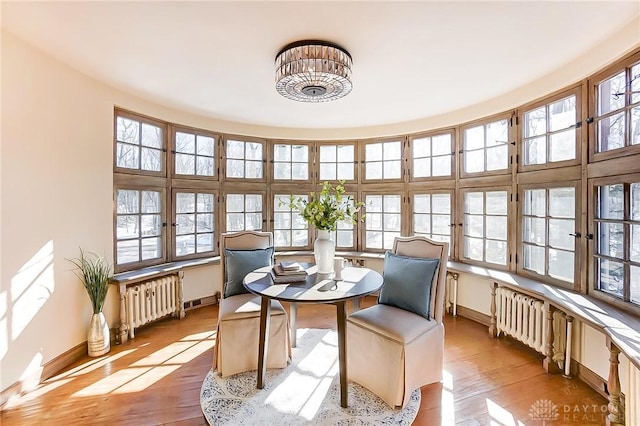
[288,181,363,273]
[69,249,113,357]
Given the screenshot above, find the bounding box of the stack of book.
[270,261,307,284]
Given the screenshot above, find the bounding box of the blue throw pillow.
[378,251,440,319]
[224,246,274,298]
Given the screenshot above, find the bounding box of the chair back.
[392,236,449,323]
[220,231,274,295]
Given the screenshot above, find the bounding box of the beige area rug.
[200,328,420,425]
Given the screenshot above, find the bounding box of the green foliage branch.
[287,181,364,231]
[68,249,113,314]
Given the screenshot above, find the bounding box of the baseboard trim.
[1,341,86,408]
[454,305,491,327]
[184,294,218,311]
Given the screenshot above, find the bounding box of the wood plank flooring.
[1,299,607,425]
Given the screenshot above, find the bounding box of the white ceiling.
[2,1,639,131]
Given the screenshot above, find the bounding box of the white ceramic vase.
[314,229,335,274]
[88,311,110,357]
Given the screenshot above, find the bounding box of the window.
[594,59,640,154]
[115,113,165,173]
[521,186,577,284]
[115,188,164,267]
[364,140,402,180]
[225,193,263,232]
[364,194,402,250]
[410,133,453,179]
[174,191,215,257]
[522,94,578,167]
[225,138,264,179]
[335,195,357,249]
[174,129,216,177]
[462,118,509,174]
[319,143,355,181]
[463,190,508,266]
[273,143,310,180]
[594,181,640,305]
[412,192,452,246]
[274,194,308,248]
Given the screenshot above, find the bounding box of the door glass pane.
[549,129,575,162]
[549,249,574,282]
[524,244,545,275]
[598,258,624,296]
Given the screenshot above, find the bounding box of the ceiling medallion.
[275,40,353,103]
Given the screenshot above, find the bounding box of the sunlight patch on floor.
[264,329,338,421]
[486,397,526,426]
[441,369,456,426]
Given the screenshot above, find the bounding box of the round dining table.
[243,263,383,408]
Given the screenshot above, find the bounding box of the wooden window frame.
[114,109,167,178]
[518,86,583,172]
[588,174,640,316]
[269,140,314,183]
[222,190,267,234]
[223,135,267,183]
[459,186,511,270]
[517,181,581,290]
[172,189,218,261]
[408,129,455,182]
[316,141,359,184]
[113,184,167,273]
[409,188,455,251]
[360,137,406,184]
[360,188,406,253]
[272,191,312,250]
[459,112,514,179]
[588,50,640,163]
[171,124,220,181]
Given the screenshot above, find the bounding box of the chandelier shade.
[275,40,353,103]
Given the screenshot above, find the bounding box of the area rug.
[200,328,420,425]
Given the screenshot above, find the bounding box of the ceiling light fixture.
[275,40,352,103]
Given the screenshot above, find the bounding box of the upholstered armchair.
[212,231,291,377]
[346,236,449,408]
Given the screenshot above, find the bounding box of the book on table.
[273,263,306,276]
[270,269,307,284]
[279,260,303,271]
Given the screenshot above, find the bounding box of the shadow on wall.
[1,241,55,393]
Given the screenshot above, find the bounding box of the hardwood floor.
[1,299,607,425]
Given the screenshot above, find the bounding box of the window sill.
[111,256,219,285]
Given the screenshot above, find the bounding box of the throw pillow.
[378,251,440,319]
[224,246,274,298]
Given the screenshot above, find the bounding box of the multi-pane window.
[411,134,452,178]
[463,190,508,265]
[174,131,216,177]
[226,138,264,179]
[273,143,309,180]
[463,119,509,174]
[595,182,640,305]
[225,194,263,232]
[364,140,402,180]
[335,196,356,248]
[319,144,355,181]
[595,60,640,153]
[523,95,577,166]
[115,114,164,172]
[413,193,451,245]
[175,192,215,257]
[522,187,576,283]
[365,194,402,250]
[115,189,163,266]
[274,194,308,247]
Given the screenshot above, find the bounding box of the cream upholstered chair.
[346,236,449,408]
[212,231,291,377]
